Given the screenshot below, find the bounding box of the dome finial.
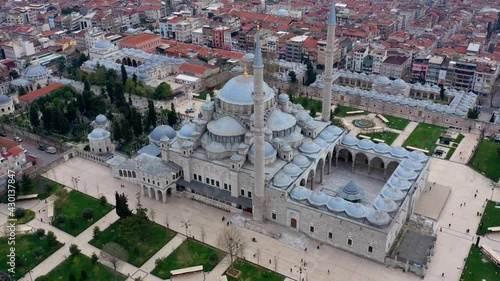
[257,22,260,31]
[243,64,248,77]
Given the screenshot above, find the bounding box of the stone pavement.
[391,121,419,147]
[449,133,480,164]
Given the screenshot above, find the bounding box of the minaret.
[252,24,266,223]
[321,0,337,122]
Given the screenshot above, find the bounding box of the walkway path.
[391,121,419,146]
[449,133,480,164]
[140,234,186,273]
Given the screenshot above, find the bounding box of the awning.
[178,179,252,209]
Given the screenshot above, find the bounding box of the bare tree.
[200,226,206,243]
[100,242,128,278]
[217,226,246,269]
[149,208,156,222]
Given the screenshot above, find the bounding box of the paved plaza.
[1,154,497,281]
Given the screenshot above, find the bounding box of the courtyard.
[468,139,500,182]
[402,123,447,153]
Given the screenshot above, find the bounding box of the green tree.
[50,107,70,134]
[69,244,80,256]
[152,82,172,100]
[65,102,77,123]
[82,208,94,221]
[18,87,27,96]
[9,69,19,79]
[305,62,316,86]
[146,100,157,129]
[167,102,178,127]
[90,252,99,265]
[76,94,85,113]
[120,119,133,142]
[115,192,132,218]
[131,108,143,137]
[20,174,33,192]
[80,270,88,280]
[121,64,127,85]
[124,78,136,94]
[135,192,149,223]
[46,231,57,246]
[29,104,40,128]
[112,118,123,141]
[115,83,126,106]
[57,57,66,77]
[132,73,138,84]
[288,71,297,83]
[106,81,115,103]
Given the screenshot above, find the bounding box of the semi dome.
[391,78,407,87]
[338,180,365,201]
[292,155,310,168]
[327,197,348,212]
[282,163,302,177]
[299,139,321,154]
[0,95,12,105]
[23,65,48,78]
[395,166,417,180]
[342,135,359,146]
[401,158,423,170]
[249,142,276,158]
[206,142,226,153]
[313,138,328,147]
[345,203,368,219]
[290,185,311,201]
[207,116,247,137]
[367,210,392,226]
[374,197,398,212]
[357,139,375,150]
[319,130,336,142]
[149,125,177,141]
[409,150,428,162]
[373,142,391,154]
[388,176,412,190]
[307,191,329,207]
[88,128,110,141]
[273,173,293,188]
[390,146,409,158]
[326,125,343,135]
[95,114,107,125]
[93,40,113,49]
[177,122,197,139]
[267,110,296,131]
[375,76,391,85]
[278,93,290,102]
[218,75,274,105]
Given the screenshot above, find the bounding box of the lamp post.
[181,220,191,237]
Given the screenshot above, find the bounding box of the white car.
[13,136,22,142]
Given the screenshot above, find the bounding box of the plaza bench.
[219,276,228,281]
[171,265,204,279]
[358,135,371,140]
[16,194,38,201]
[346,110,365,115]
[373,138,385,143]
[480,244,500,267]
[405,146,429,154]
[487,226,500,232]
[377,114,389,123]
[47,200,54,221]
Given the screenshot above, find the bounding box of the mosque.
[99,0,432,269]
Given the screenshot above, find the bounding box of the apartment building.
[286,35,309,63]
[346,45,369,72]
[380,55,411,79]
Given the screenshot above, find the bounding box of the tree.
[149,208,156,222]
[100,196,107,206]
[106,81,115,103]
[135,192,149,222]
[68,273,76,281]
[14,208,26,219]
[34,247,45,258]
[36,228,45,237]
[146,100,157,129]
[131,108,143,137]
[114,83,126,106]
[121,64,128,85]
[20,174,33,192]
[18,87,27,96]
[167,102,178,127]
[82,208,94,221]
[132,73,138,84]
[46,231,57,246]
[439,84,445,101]
[200,226,206,243]
[57,57,66,77]
[120,119,133,142]
[305,61,316,86]
[9,69,19,79]
[80,270,88,280]
[101,242,128,274]
[217,226,246,269]
[288,71,297,83]
[115,192,132,218]
[93,226,101,239]
[467,107,480,119]
[152,82,172,100]
[69,244,80,256]
[91,252,99,265]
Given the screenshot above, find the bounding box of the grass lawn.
[0,234,63,280]
[17,177,61,199]
[36,253,127,281]
[17,209,35,224]
[455,133,465,143]
[52,191,113,236]
[333,105,367,117]
[196,90,213,100]
[293,97,323,115]
[460,245,500,281]
[476,201,500,235]
[90,216,176,267]
[152,239,225,279]
[359,131,399,145]
[382,115,410,131]
[468,140,500,182]
[402,123,446,153]
[445,147,456,160]
[227,260,285,281]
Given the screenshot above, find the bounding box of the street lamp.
[181,220,191,237]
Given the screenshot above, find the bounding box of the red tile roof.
[8,146,24,157]
[120,34,161,46]
[0,137,19,150]
[19,83,64,102]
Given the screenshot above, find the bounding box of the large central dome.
[218,75,275,105]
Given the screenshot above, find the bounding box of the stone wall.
[270,81,500,136]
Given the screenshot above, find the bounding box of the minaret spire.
[321,0,337,121]
[252,23,266,223]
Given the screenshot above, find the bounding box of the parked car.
[37,145,46,151]
[46,146,57,154]
[13,136,22,142]
[185,108,194,113]
[0,132,6,137]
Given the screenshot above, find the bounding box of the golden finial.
[243,64,248,77]
[257,22,260,31]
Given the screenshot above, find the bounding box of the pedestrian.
[301,258,303,263]
[305,248,307,252]
[317,245,320,249]
[464,202,466,206]
[41,218,43,222]
[440,227,442,232]
[442,273,445,277]
[269,259,272,264]
[290,268,292,273]
[226,221,229,226]
[474,194,477,198]
[460,203,462,207]
[38,210,40,213]
[222,216,225,222]
[466,229,470,233]
[449,223,451,228]
[452,213,454,216]
[476,189,478,193]
[328,269,330,274]
[429,186,432,191]
[477,212,480,216]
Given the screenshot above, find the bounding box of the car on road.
[46,146,57,154]
[185,108,194,113]
[13,136,22,142]
[37,145,46,151]
[0,132,6,137]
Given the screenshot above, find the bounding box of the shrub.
[33,247,45,258]
[47,231,57,246]
[82,208,94,221]
[93,226,101,239]
[69,244,80,256]
[36,228,45,237]
[99,196,107,206]
[90,252,98,264]
[14,208,26,219]
[69,273,76,281]
[69,218,78,229]
[55,214,67,224]
[80,270,88,280]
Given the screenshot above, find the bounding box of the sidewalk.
[391,121,418,147]
[449,133,479,164]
